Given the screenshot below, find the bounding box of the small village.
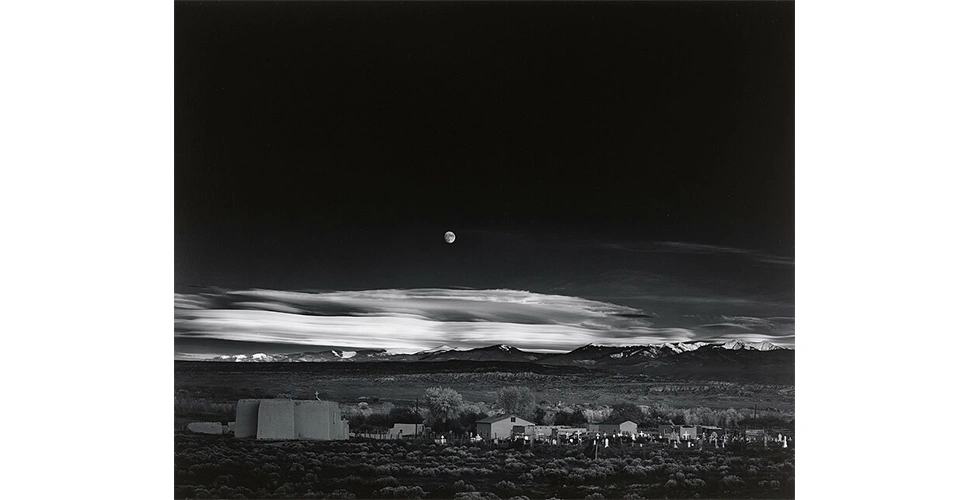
[186,397,794,453]
[179,396,796,498]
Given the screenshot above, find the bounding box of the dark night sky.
[175,1,794,355]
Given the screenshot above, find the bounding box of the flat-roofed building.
[234,399,349,440]
[475,414,535,440]
[589,420,638,436]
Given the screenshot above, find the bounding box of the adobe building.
[590,420,638,436]
[659,424,698,440]
[235,399,260,438]
[552,426,588,439]
[187,422,227,435]
[534,425,587,441]
[234,399,349,440]
[475,414,535,440]
[295,400,349,440]
[659,424,676,437]
[533,425,556,438]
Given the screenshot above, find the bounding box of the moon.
[444,231,456,244]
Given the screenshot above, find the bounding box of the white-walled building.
[475,414,535,440]
[234,399,349,440]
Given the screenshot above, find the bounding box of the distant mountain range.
[204,340,790,365]
[192,340,794,384]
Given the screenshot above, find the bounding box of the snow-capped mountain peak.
[676,341,708,352]
[198,339,790,364]
[417,344,456,354]
[716,340,783,351]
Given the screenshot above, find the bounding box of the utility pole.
[415,398,420,438]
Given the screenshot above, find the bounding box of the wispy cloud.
[596,241,794,266]
[696,315,795,345]
[174,288,794,357]
[455,230,794,267]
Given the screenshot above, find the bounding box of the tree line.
[345,386,794,435]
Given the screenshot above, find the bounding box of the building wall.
[235,398,348,441]
[553,427,587,437]
[294,400,342,440]
[593,422,637,435]
[257,399,296,440]
[658,424,698,439]
[534,425,555,437]
[489,419,514,439]
[235,399,260,438]
[478,417,535,439]
[511,424,535,436]
[476,422,493,439]
[619,421,637,435]
[188,422,225,434]
[661,425,682,440]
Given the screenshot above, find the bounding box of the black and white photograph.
[174,1,795,498]
[13,0,970,498]
[10,0,970,498]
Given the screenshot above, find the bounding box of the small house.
[475,414,535,440]
[595,420,638,436]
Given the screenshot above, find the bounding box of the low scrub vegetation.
[175,432,794,499]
